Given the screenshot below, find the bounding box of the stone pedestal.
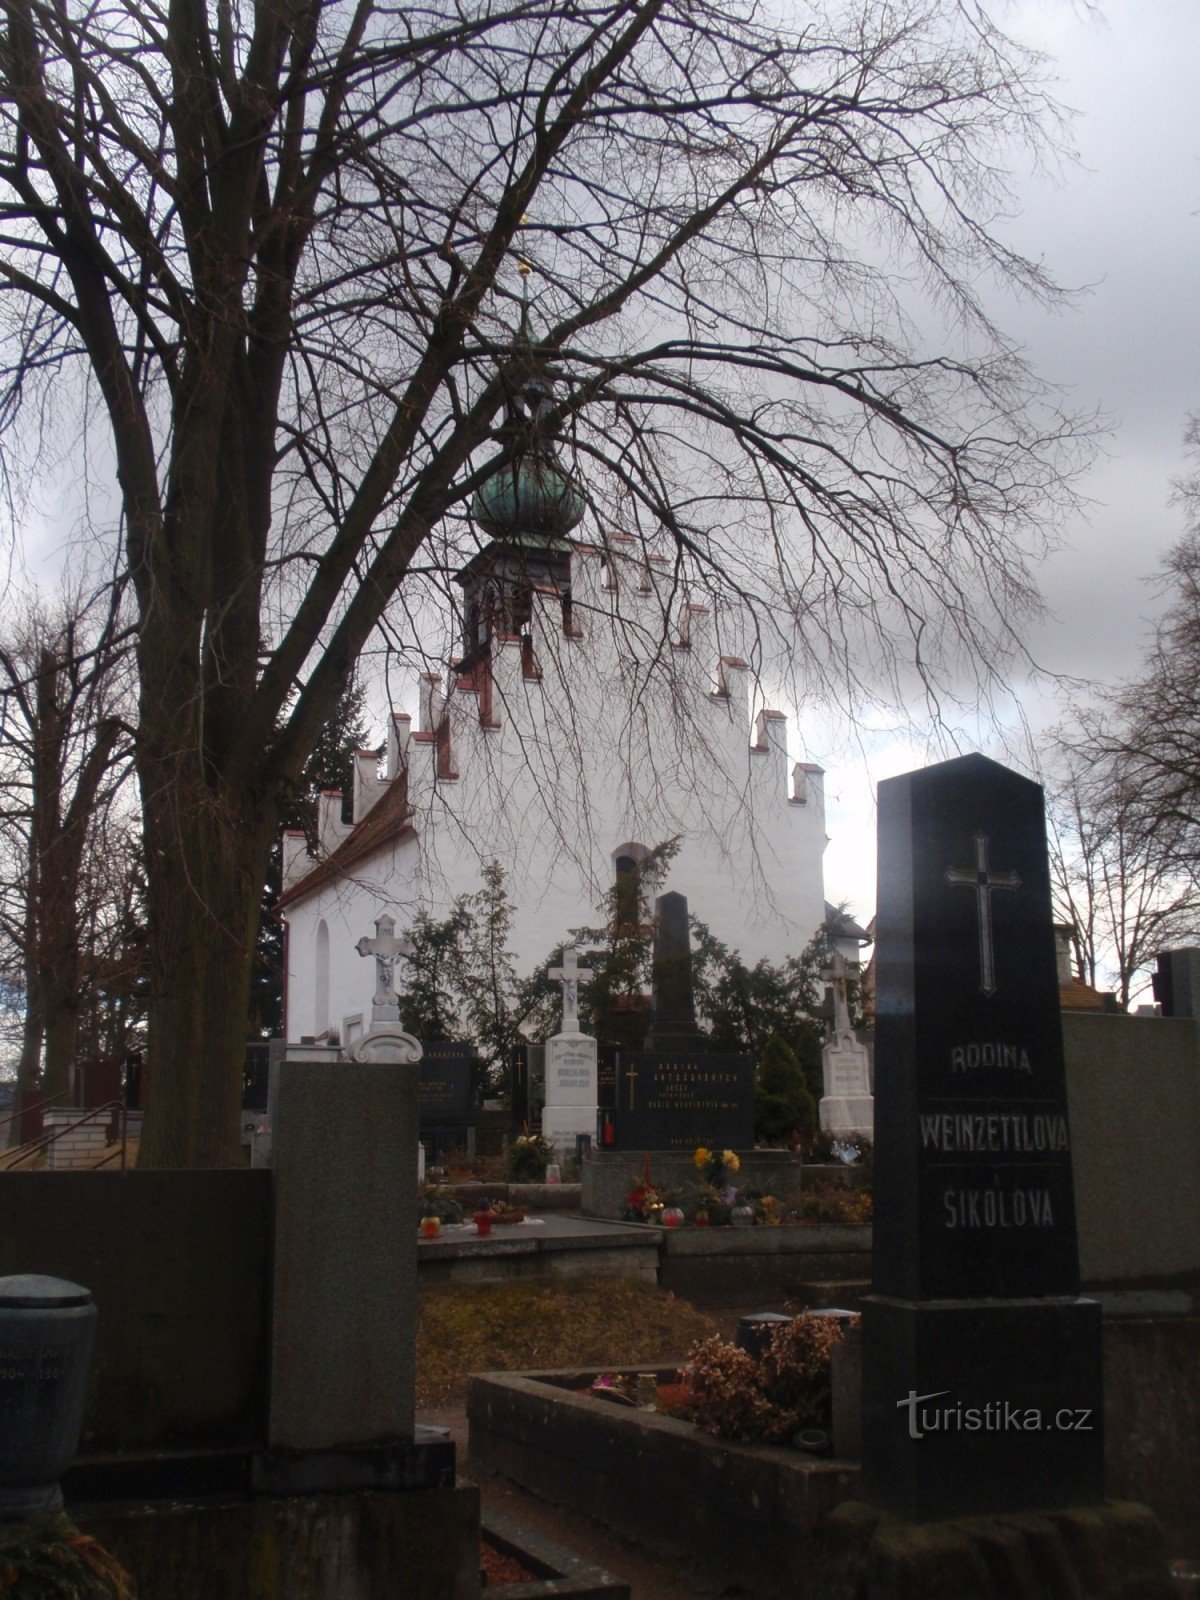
[540,1031,598,1157]
[861,1295,1104,1520]
[819,1034,873,1141]
[263,1058,420,1489]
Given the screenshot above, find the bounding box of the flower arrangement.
[506,1127,551,1182]
[589,1372,636,1404]
[683,1313,851,1444]
[623,1155,670,1222]
[693,1145,741,1193]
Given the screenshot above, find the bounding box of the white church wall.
[282,541,829,1043]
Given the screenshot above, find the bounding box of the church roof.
[277,773,414,910]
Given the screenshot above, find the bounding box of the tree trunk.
[135,767,277,1169]
[40,992,80,1104]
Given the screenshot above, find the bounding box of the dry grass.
[416,1278,720,1406]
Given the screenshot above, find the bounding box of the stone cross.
[821,948,857,1040]
[549,942,592,1032]
[945,832,1021,997]
[356,914,413,1014]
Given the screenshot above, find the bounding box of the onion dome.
[471,449,585,540]
[470,308,584,541]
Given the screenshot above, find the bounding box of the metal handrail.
[0,1088,69,1137]
[2,1099,129,1172]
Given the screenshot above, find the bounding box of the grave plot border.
[468,1366,860,1600]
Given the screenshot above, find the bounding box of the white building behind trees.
[279,355,830,1045]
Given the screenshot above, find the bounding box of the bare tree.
[1046,721,1200,1010]
[1046,422,1200,1005]
[0,583,133,1132]
[0,0,1088,1164]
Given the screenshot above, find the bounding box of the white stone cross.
[821,948,857,1041]
[355,914,414,1012]
[549,942,592,1033]
[945,832,1021,998]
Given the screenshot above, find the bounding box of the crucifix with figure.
[549,942,592,1033]
[356,914,414,1017]
[945,832,1020,997]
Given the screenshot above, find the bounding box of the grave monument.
[583,892,780,1217]
[818,947,872,1142]
[262,914,425,1490]
[606,892,755,1151]
[863,754,1103,1518]
[540,943,600,1157]
[830,752,1171,1594]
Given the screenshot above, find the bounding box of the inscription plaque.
[418,1042,475,1116]
[609,1051,754,1150]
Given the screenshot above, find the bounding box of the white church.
[279,348,833,1048]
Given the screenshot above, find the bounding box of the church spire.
[455,263,584,663]
[470,258,584,542]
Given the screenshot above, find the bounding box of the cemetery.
[2,751,1198,1598]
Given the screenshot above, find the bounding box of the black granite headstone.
[1152,947,1200,1017]
[609,1049,755,1150]
[418,1042,475,1116]
[862,753,1104,1520]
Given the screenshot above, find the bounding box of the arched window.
[315,919,330,1036]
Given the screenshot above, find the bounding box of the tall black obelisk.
[862,753,1104,1519]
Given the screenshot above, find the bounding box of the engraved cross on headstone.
[549,942,592,1033]
[355,914,413,1016]
[945,832,1021,997]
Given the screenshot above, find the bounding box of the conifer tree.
[755,1033,817,1145]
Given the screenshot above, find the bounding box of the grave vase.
[0,1275,97,1518]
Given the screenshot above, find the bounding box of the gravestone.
[419,1043,474,1115]
[510,1042,531,1128]
[819,948,873,1141]
[541,944,600,1156]
[862,752,1104,1520]
[263,915,426,1491]
[418,1041,479,1164]
[606,893,755,1150]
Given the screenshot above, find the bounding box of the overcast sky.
[820,0,1200,939]
[10,0,1197,983]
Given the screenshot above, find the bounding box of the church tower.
[454,318,583,675]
